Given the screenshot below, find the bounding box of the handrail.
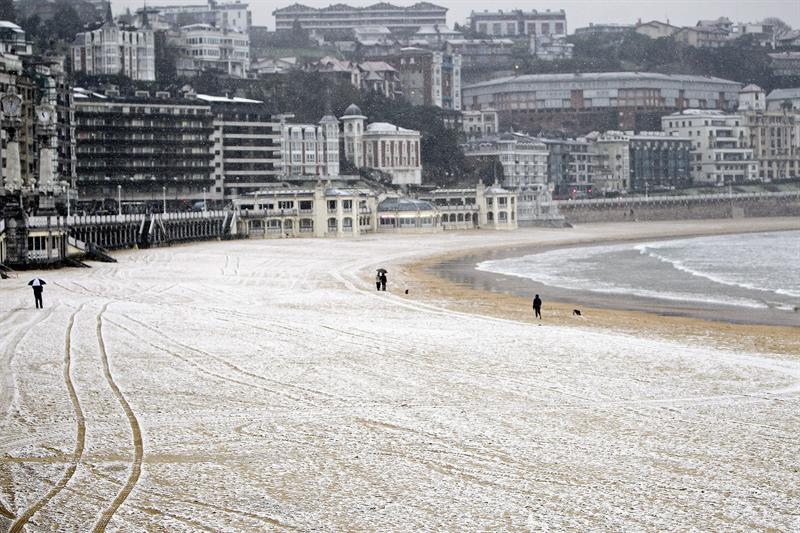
[555,190,800,206]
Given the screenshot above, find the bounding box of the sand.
[0,217,798,531]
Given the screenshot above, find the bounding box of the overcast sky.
[111,0,800,31]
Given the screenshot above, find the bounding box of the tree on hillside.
[0,0,16,22]
[48,1,83,41]
[762,17,791,36]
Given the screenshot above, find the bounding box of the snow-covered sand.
[1,219,799,531]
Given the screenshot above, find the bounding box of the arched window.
[457,213,464,222]
[343,217,353,231]
[327,217,337,231]
[299,219,314,233]
[487,212,494,222]
[499,212,508,222]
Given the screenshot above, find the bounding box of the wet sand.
[403,218,800,357]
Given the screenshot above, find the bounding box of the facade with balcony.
[233,182,379,238]
[196,94,283,202]
[273,2,447,34]
[71,21,155,81]
[469,9,566,37]
[174,24,249,78]
[462,133,548,189]
[73,91,215,206]
[281,116,340,179]
[662,110,758,185]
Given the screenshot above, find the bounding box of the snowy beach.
[1,218,799,531]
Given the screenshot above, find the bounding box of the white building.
[590,131,631,193]
[462,109,499,139]
[469,9,567,37]
[72,20,155,81]
[766,88,800,111]
[145,1,251,32]
[281,115,340,177]
[0,21,32,56]
[196,94,283,201]
[174,24,249,78]
[273,2,447,33]
[662,110,758,185]
[738,84,766,111]
[529,34,573,61]
[340,103,422,186]
[462,133,549,189]
[738,86,800,180]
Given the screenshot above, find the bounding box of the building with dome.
[340,103,422,185]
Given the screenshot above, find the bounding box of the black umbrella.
[376,268,388,274]
[28,278,46,287]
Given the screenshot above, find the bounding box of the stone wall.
[555,192,800,224]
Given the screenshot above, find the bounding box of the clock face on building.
[1,95,22,117]
[37,108,53,124]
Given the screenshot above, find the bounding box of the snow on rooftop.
[195,94,263,104]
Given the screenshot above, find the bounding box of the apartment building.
[71,20,155,81]
[197,95,283,201]
[743,111,800,180]
[280,115,340,178]
[384,47,461,111]
[462,72,742,133]
[144,0,251,32]
[273,2,447,34]
[444,39,514,69]
[73,91,214,205]
[542,139,600,197]
[462,133,548,189]
[662,110,758,185]
[173,24,250,78]
[462,109,499,139]
[469,9,567,37]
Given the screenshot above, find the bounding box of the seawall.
[554,191,800,224]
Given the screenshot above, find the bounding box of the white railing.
[27,250,50,261]
[555,190,800,207]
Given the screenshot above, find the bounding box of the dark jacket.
[532,296,542,308]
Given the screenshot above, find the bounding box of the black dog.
[572,309,582,316]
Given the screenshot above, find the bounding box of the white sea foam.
[477,231,800,312]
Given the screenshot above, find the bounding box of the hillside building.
[273,2,447,34]
[71,18,155,81]
[468,9,566,37]
[340,103,422,186]
[462,72,742,134]
[173,24,250,78]
[662,110,758,185]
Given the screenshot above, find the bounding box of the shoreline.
[401,218,800,356]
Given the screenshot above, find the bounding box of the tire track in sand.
[9,305,87,533]
[92,303,143,532]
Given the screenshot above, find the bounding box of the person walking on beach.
[28,278,46,309]
[380,272,387,292]
[376,272,382,291]
[532,294,542,320]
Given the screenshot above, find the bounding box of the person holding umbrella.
[377,268,388,291]
[28,278,46,309]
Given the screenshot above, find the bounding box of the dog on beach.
[572,309,582,316]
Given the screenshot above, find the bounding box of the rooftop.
[377,197,435,212]
[464,72,742,90]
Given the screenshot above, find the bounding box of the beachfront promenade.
[0,219,798,530]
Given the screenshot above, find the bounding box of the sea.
[476,231,800,320]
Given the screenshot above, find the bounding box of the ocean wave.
[476,258,770,310]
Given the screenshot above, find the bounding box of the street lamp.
[162,185,167,214]
[117,184,122,215]
[203,187,207,212]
